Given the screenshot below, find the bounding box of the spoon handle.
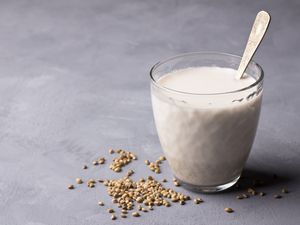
[236,11,271,79]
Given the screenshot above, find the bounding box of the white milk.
[151,67,262,187]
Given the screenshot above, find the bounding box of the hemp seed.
[132,212,140,217]
[68,185,74,190]
[194,198,203,204]
[107,208,115,213]
[111,214,117,220]
[273,194,282,199]
[98,201,104,206]
[82,165,88,169]
[76,178,83,184]
[224,207,234,213]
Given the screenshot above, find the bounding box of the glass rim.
[150,51,264,96]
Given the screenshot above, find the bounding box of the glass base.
[176,175,240,193]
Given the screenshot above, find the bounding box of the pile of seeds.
[145,156,166,174]
[104,175,190,211]
[67,148,291,220]
[109,149,137,172]
[93,157,106,166]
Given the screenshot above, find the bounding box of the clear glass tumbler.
[150,52,263,192]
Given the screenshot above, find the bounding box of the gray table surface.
[0,0,299,224]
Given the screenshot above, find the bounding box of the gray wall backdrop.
[0,0,299,225]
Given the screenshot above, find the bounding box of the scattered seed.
[142,208,148,212]
[162,178,167,182]
[173,181,180,187]
[194,198,203,204]
[242,194,249,198]
[121,214,127,218]
[179,201,185,205]
[259,192,266,197]
[93,161,98,165]
[82,165,88,169]
[132,212,140,217]
[114,167,121,172]
[127,169,134,176]
[111,214,117,220]
[107,208,115,213]
[88,183,95,188]
[281,188,289,194]
[159,156,166,161]
[98,158,105,164]
[110,149,136,172]
[68,185,74,190]
[98,201,104,206]
[144,160,150,165]
[247,188,257,196]
[273,194,282,199]
[76,178,83,184]
[98,179,104,183]
[224,207,234,213]
[109,149,115,154]
[236,195,244,199]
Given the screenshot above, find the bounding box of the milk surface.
[151,67,262,187]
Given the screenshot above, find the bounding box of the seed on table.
[109,149,115,154]
[194,198,203,204]
[98,179,104,183]
[111,214,117,220]
[132,212,140,217]
[93,161,98,165]
[179,201,185,205]
[88,183,95,188]
[242,194,249,198]
[107,208,115,213]
[159,156,166,161]
[121,209,127,214]
[247,188,257,195]
[259,192,266,196]
[173,181,180,186]
[114,167,121,172]
[82,165,88,169]
[273,194,282,199]
[137,205,142,211]
[236,195,244,199]
[142,208,148,212]
[162,178,167,182]
[98,159,105,164]
[144,160,150,165]
[76,178,83,184]
[112,199,118,203]
[281,188,289,194]
[164,201,171,207]
[68,185,74,190]
[121,214,127,218]
[98,201,104,206]
[148,205,153,210]
[173,178,177,182]
[224,207,234,213]
[136,197,143,203]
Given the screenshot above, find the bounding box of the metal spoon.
[236,11,271,79]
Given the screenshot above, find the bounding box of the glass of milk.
[150,52,263,192]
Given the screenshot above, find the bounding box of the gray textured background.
[0,0,299,224]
